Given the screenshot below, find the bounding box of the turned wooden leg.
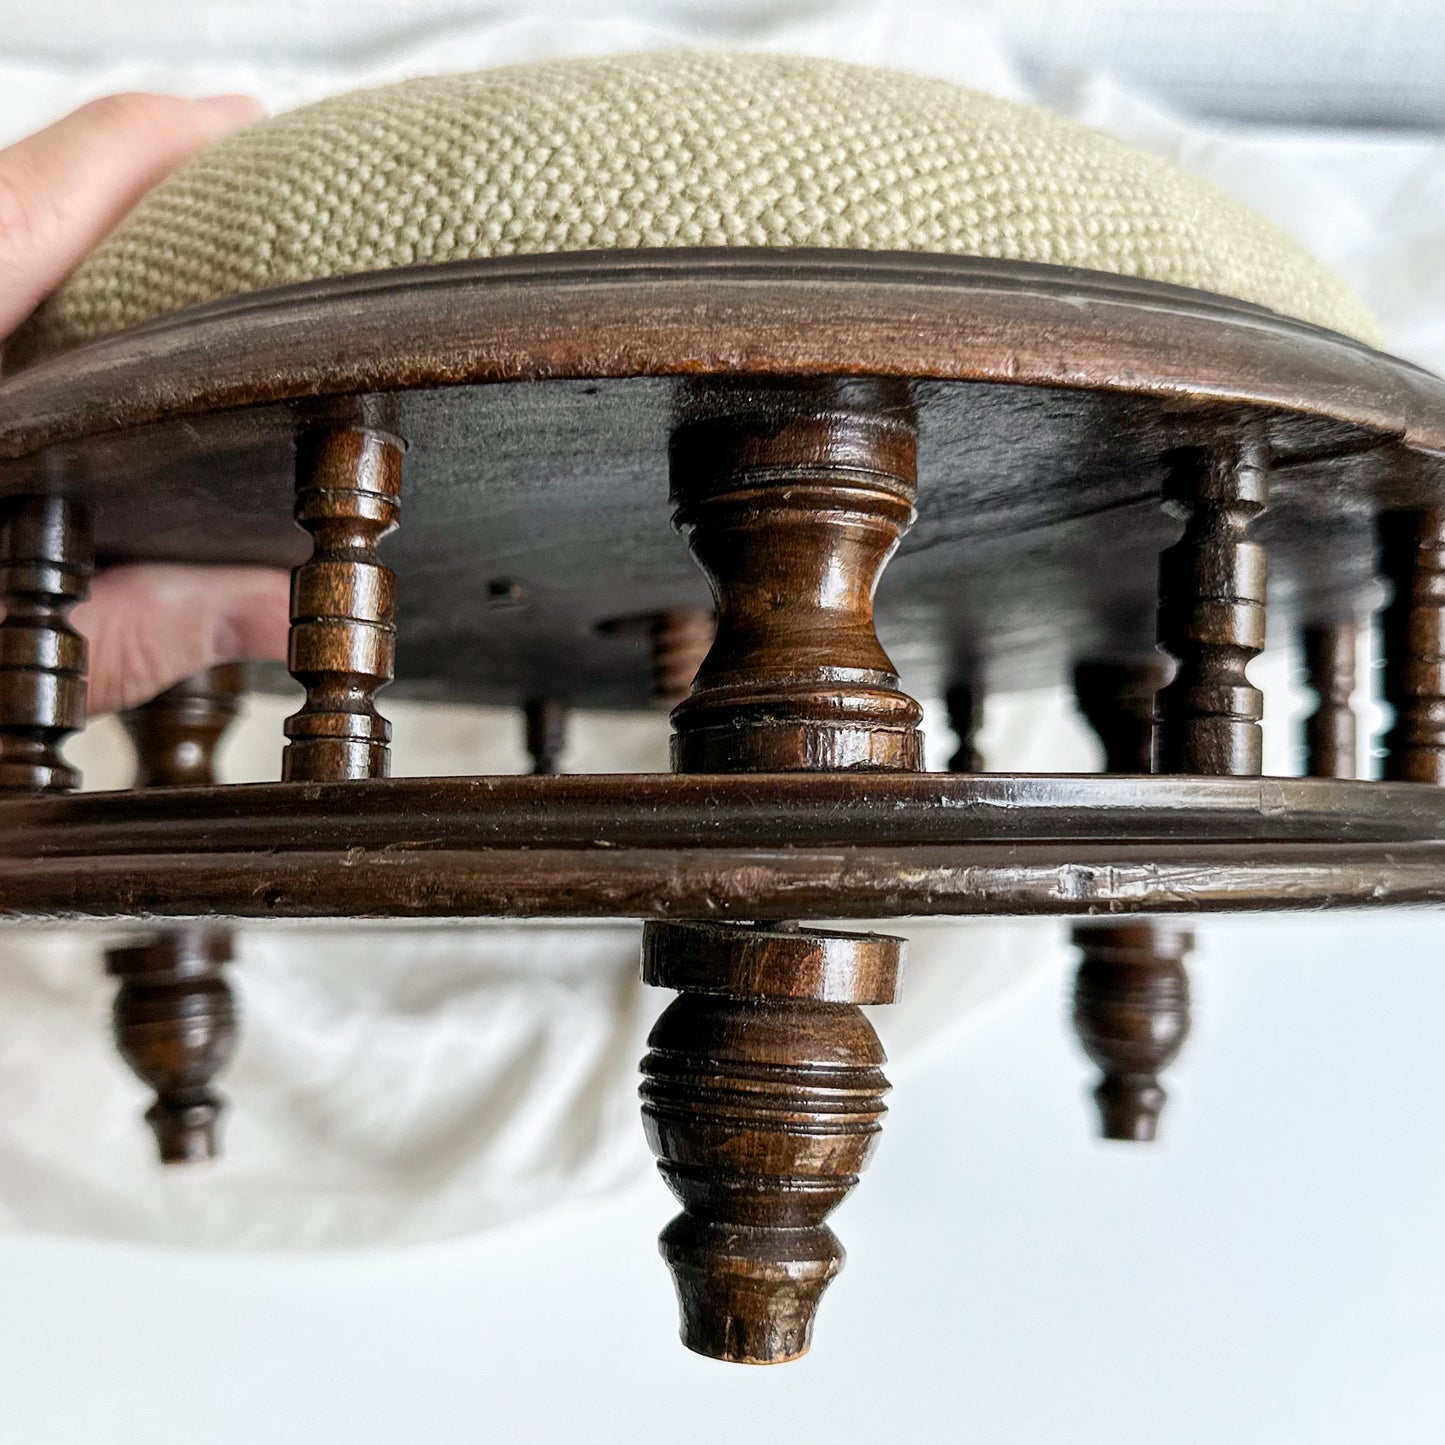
[523,697,569,774]
[645,382,922,1363]
[595,608,715,707]
[1072,657,1194,1141]
[1073,920,1192,1142]
[108,665,245,1162]
[1380,509,1445,782]
[945,680,984,772]
[284,427,402,782]
[107,932,237,1164]
[0,495,92,792]
[641,922,898,1364]
[1302,621,1358,779]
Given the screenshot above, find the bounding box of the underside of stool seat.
[16,50,1378,361]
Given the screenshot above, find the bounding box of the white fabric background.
[0,0,1433,1249]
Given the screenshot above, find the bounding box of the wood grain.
[5,837,1444,922]
[641,921,900,1363]
[1154,437,1269,776]
[283,429,402,781]
[0,496,92,791]
[5,773,1443,855]
[1072,921,1193,1142]
[669,383,922,771]
[5,252,1443,452]
[643,388,921,1362]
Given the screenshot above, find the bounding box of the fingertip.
[194,93,267,133]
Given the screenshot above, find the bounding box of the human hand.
[0,93,291,715]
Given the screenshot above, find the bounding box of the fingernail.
[195,93,267,131]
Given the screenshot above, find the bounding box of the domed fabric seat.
[20,51,1376,360]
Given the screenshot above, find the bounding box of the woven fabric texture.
[21,51,1378,356]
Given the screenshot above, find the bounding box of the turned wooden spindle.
[284,428,402,782]
[0,495,93,792]
[945,681,984,772]
[524,697,569,774]
[1071,657,1194,1140]
[1302,622,1358,779]
[650,607,715,706]
[668,385,923,772]
[109,665,245,1162]
[1073,922,1193,1142]
[644,383,921,1364]
[1154,437,1269,776]
[1380,509,1445,782]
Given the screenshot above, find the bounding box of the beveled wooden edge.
[2,250,1443,466]
[2,773,1445,922]
[4,842,1445,923]
[5,773,1445,856]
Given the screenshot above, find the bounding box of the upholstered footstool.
[2,52,1440,1364]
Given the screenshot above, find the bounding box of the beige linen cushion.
[20,51,1379,358]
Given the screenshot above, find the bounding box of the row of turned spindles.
[0,405,1439,1365]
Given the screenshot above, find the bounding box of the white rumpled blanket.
[0,2,1429,1247]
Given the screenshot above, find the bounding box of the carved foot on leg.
[1072,921,1192,1142]
[107,932,238,1163]
[640,920,899,1363]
